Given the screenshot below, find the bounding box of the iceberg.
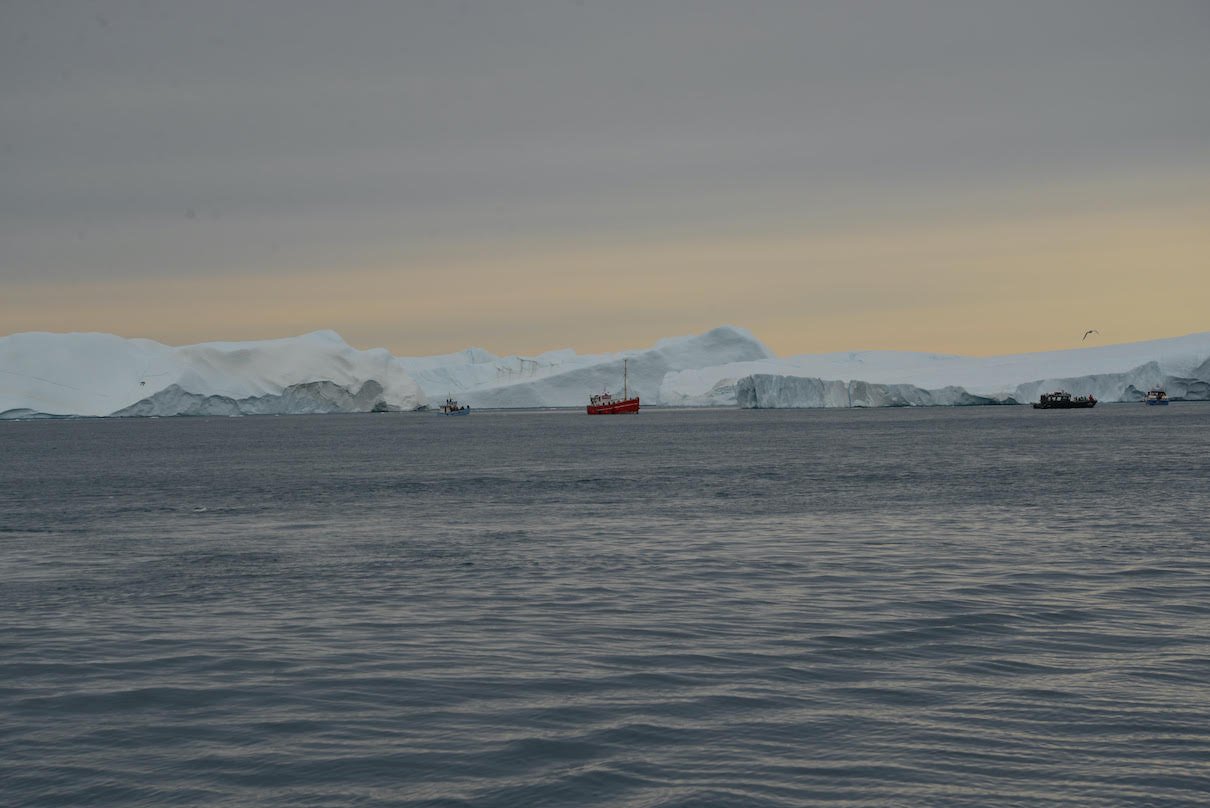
[0,325,773,418]
[662,332,1210,408]
[735,376,1002,409]
[4,325,1209,417]
[0,331,425,418]
[396,325,774,409]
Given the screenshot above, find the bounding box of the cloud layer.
[3,1,1208,354]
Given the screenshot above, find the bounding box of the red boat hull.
[586,397,640,415]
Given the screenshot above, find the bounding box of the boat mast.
[623,358,628,400]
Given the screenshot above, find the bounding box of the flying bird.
[1082,329,1099,341]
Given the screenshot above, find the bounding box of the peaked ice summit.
[2,326,1209,418]
[402,326,774,409]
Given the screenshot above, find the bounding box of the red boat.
[587,358,640,415]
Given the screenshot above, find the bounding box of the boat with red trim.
[587,359,640,415]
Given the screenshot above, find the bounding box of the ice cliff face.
[111,381,391,417]
[664,331,1210,408]
[0,331,425,418]
[736,376,1003,408]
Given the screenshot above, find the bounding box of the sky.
[3,0,1208,358]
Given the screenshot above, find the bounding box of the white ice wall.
[0,331,425,418]
[663,332,1210,407]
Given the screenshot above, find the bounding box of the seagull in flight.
[1082,329,1099,341]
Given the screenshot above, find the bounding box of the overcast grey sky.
[3,1,1209,353]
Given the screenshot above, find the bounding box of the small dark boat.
[439,397,470,416]
[1144,389,1169,406]
[1033,391,1096,409]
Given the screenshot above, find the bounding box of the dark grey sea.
[3,405,1209,807]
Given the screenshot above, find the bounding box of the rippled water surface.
[3,405,1210,806]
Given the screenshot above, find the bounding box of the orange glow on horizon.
[5,195,1208,359]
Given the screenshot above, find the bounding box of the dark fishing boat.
[439,397,470,416]
[1032,390,1096,409]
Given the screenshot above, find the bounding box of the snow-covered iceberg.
[0,330,425,418]
[397,325,774,409]
[663,332,1210,408]
[0,325,773,418]
[4,326,1209,417]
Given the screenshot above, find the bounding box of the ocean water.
[2,405,1210,807]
